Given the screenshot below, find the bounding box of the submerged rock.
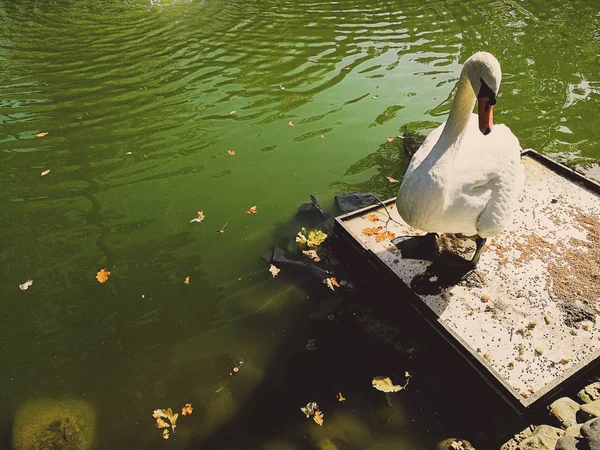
[13,398,96,450]
[334,193,379,213]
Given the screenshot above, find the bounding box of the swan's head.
[464,52,502,135]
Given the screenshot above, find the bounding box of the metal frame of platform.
[333,150,600,412]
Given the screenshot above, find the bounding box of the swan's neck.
[440,70,476,146]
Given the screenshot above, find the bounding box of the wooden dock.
[333,150,600,412]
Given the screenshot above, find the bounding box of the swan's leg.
[392,233,440,262]
[471,236,487,266]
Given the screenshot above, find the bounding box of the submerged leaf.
[96,268,110,284]
[19,280,33,291]
[269,264,281,278]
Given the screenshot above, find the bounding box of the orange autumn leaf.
[245,205,258,214]
[375,231,396,242]
[336,392,346,402]
[387,137,394,143]
[184,276,190,285]
[367,214,379,222]
[156,418,170,429]
[362,226,383,236]
[386,176,399,183]
[181,403,193,416]
[330,277,340,288]
[96,268,110,284]
[313,410,324,426]
[227,150,235,156]
[36,131,49,137]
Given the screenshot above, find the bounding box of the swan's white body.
[396,52,525,238]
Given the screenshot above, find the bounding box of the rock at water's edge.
[549,397,581,428]
[436,438,476,450]
[512,425,563,450]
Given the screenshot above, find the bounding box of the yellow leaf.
[320,135,325,139]
[336,392,346,402]
[367,214,379,222]
[387,137,394,143]
[41,169,50,176]
[372,376,403,393]
[184,276,190,285]
[190,211,205,223]
[288,121,294,127]
[96,268,110,284]
[156,418,170,429]
[19,280,33,291]
[245,205,258,214]
[152,409,167,419]
[36,131,48,137]
[230,110,236,115]
[162,429,170,439]
[343,66,350,70]
[227,150,235,156]
[386,176,399,183]
[269,264,281,278]
[313,410,324,426]
[181,403,193,416]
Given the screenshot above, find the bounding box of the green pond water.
[1,0,599,448]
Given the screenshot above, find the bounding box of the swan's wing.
[474,124,525,237]
[404,122,445,178]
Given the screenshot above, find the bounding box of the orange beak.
[478,96,494,135]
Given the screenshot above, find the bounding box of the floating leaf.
[269,264,280,278]
[362,226,383,236]
[153,409,167,419]
[302,250,320,262]
[181,403,193,416]
[190,211,205,223]
[336,392,346,402]
[343,66,350,70]
[387,137,394,143]
[125,152,133,155]
[217,223,228,234]
[386,176,399,183]
[19,280,33,291]
[162,429,169,439]
[245,205,258,214]
[313,410,324,426]
[320,135,325,139]
[164,408,178,431]
[96,268,110,284]
[372,376,403,393]
[279,85,285,90]
[306,229,327,248]
[323,277,340,291]
[184,276,190,285]
[156,418,170,429]
[41,170,50,176]
[300,402,319,418]
[540,110,547,115]
[36,132,48,137]
[230,110,236,115]
[227,150,235,156]
[288,121,294,127]
[367,214,379,222]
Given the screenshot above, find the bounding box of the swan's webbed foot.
[392,233,439,262]
[410,236,486,295]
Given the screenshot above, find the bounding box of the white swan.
[395,52,525,267]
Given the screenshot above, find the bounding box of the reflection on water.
[1,0,599,448]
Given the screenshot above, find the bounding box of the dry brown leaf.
[181,403,193,416]
[227,150,235,156]
[245,205,258,214]
[367,214,379,222]
[230,110,236,115]
[96,268,110,284]
[362,226,383,236]
[164,408,178,431]
[450,441,465,450]
[313,410,324,426]
[323,277,340,291]
[184,276,190,285]
[336,392,346,402]
[41,169,50,176]
[540,110,547,115]
[386,176,399,183]
[269,264,281,278]
[156,418,170,429]
[217,223,228,234]
[288,121,294,127]
[36,132,48,137]
[302,250,320,262]
[387,137,394,143]
[372,376,403,393]
[375,231,395,242]
[162,429,170,439]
